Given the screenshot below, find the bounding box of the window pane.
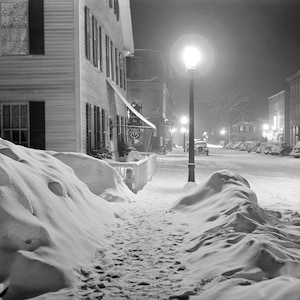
[12,105,19,116]
[0,1,29,56]
[12,130,20,143]
[20,130,28,143]
[3,130,11,140]
[20,105,28,127]
[2,105,10,128]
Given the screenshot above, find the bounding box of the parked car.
[238,142,247,151]
[224,141,234,149]
[292,141,300,158]
[271,142,293,156]
[195,140,209,155]
[232,142,243,150]
[247,141,260,153]
[263,142,275,154]
[239,141,259,152]
[255,142,265,154]
[186,140,209,155]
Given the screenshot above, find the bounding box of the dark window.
[92,16,98,67]
[94,106,102,149]
[101,109,106,147]
[98,26,103,71]
[119,53,123,88]
[29,0,44,55]
[105,35,110,77]
[84,6,91,60]
[86,103,92,154]
[114,0,120,20]
[115,49,119,85]
[110,41,114,80]
[123,55,126,90]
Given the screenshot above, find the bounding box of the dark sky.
[130,0,300,135]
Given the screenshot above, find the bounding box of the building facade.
[0,0,144,158]
[231,120,265,142]
[126,49,175,152]
[268,90,289,142]
[286,70,300,145]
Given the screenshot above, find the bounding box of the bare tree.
[196,87,252,141]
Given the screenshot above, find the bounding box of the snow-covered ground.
[1,139,300,299]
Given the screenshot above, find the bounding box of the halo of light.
[180,116,189,125]
[170,34,214,78]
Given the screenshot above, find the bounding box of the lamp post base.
[188,163,195,182]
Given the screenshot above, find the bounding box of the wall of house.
[78,0,128,155]
[0,0,76,151]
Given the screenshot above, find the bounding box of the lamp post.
[180,127,187,152]
[183,46,201,182]
[180,116,188,152]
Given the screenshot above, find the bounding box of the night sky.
[130,0,300,136]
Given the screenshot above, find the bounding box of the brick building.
[286,70,300,145]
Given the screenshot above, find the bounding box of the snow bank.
[170,169,300,300]
[49,152,135,203]
[0,139,120,299]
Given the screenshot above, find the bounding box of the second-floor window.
[0,0,44,56]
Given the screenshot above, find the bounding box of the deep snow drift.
[1,139,300,300]
[170,169,300,300]
[0,139,134,299]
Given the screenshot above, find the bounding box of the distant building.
[0,0,154,158]
[286,70,300,145]
[268,90,289,142]
[231,120,265,142]
[126,49,175,152]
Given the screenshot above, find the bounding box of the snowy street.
[47,146,300,300]
[2,140,300,300]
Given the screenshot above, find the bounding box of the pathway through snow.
[88,199,198,299]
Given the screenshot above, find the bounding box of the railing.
[107,152,157,193]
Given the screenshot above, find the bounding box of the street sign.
[129,129,141,139]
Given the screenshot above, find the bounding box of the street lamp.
[183,46,201,182]
[180,116,188,151]
[180,127,188,152]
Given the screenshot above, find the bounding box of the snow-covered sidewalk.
[66,152,200,299]
[2,141,300,300]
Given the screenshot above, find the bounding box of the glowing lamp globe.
[183,46,201,70]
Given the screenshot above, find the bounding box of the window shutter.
[29,0,45,55]
[29,102,45,150]
[84,6,90,59]
[86,103,92,154]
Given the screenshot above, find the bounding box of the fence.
[107,152,157,193]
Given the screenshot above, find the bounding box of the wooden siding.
[0,0,130,154]
[79,0,128,153]
[0,0,76,152]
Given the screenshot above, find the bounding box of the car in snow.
[262,142,275,154]
[186,140,209,155]
[195,140,209,155]
[270,142,293,156]
[246,141,261,153]
[292,141,300,158]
